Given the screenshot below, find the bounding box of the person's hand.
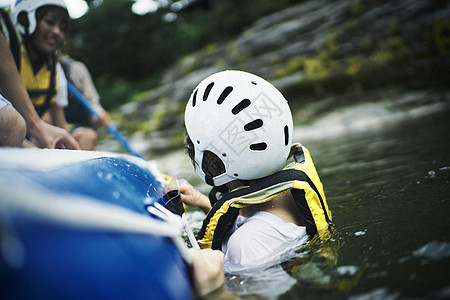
[189,248,224,296]
[165,179,211,213]
[28,119,80,150]
[98,110,111,127]
[92,109,111,127]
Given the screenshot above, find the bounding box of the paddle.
[66,81,144,159]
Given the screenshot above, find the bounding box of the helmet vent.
[249,142,267,151]
[203,82,214,101]
[202,151,226,177]
[217,87,233,104]
[232,99,251,115]
[251,81,257,85]
[244,119,263,131]
[284,125,289,146]
[192,89,198,107]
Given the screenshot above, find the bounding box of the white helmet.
[185,70,293,186]
[10,0,68,35]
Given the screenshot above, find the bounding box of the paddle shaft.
[67,81,144,159]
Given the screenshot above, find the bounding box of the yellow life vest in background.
[19,47,57,116]
[0,8,57,117]
[197,144,332,250]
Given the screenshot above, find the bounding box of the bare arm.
[96,109,111,127]
[189,248,224,296]
[49,104,69,131]
[0,32,40,135]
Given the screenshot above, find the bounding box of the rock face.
[118,0,450,152]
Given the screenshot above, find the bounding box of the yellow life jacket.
[19,48,57,116]
[0,8,57,116]
[197,144,332,250]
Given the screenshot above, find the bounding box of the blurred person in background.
[59,54,111,150]
[4,0,82,148]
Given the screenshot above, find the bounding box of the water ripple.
[413,241,450,261]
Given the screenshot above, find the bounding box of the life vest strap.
[197,144,332,250]
[25,54,57,116]
[292,189,316,236]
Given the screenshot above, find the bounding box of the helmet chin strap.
[204,175,214,186]
[195,163,229,187]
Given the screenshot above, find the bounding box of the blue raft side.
[19,156,167,210]
[0,157,192,300]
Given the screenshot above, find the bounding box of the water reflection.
[299,110,450,299]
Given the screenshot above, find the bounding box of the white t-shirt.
[222,211,308,272]
[55,62,68,107]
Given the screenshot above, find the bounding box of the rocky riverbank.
[100,0,450,157]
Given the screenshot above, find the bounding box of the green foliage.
[95,75,133,110]
[67,0,301,108]
[431,20,450,57]
[287,56,306,73]
[369,37,409,69]
[109,110,142,133]
[349,0,365,17]
[359,35,373,51]
[304,58,329,80]
[346,57,363,76]
[145,97,169,133]
[386,19,399,37]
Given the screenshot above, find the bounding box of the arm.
[0,32,79,149]
[69,59,111,127]
[165,179,212,214]
[189,248,224,296]
[48,104,69,131]
[95,108,111,127]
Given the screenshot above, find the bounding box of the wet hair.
[185,133,195,163]
[185,133,225,178]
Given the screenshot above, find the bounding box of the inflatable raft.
[0,148,193,300]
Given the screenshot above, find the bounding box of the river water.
[278,109,450,299]
[101,102,450,299]
[185,108,450,299]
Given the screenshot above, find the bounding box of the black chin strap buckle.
[294,146,305,164]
